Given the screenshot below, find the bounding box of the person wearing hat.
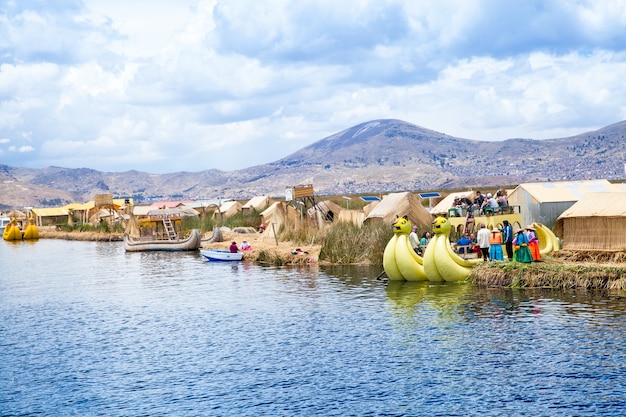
[501,220,514,261]
[513,228,533,263]
[476,223,491,261]
[489,228,504,261]
[526,225,541,261]
[229,241,239,253]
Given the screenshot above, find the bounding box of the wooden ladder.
[162,218,177,240]
[463,208,475,234]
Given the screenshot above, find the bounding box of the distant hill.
[1,119,625,209]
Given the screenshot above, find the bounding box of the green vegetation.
[319,222,392,264]
[57,222,125,233]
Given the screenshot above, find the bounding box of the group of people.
[451,190,510,217]
[230,240,252,253]
[454,220,540,263]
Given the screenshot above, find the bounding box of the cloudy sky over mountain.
[1,0,625,173]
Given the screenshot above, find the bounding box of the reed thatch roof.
[364,192,432,230]
[555,192,626,251]
[430,191,474,216]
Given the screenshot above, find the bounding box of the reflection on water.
[1,240,626,416]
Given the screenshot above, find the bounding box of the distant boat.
[200,249,243,261]
[0,217,11,234]
[124,229,202,252]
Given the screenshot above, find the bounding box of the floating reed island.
[469,252,626,290]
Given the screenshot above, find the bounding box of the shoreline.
[33,231,626,289]
[468,258,626,290]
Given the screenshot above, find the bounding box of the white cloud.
[0,0,625,173]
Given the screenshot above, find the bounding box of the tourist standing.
[501,220,514,261]
[409,226,420,254]
[476,223,491,261]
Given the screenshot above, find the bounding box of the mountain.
[1,119,625,209]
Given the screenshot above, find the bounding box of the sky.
[1,0,626,174]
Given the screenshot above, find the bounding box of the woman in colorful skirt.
[513,229,534,263]
[489,228,504,261]
[525,225,541,261]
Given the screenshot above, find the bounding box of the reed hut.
[31,207,70,227]
[215,200,242,220]
[364,192,432,230]
[307,200,343,223]
[429,191,475,217]
[337,210,367,226]
[259,202,299,237]
[554,192,626,251]
[242,196,271,214]
[507,179,626,229]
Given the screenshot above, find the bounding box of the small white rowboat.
[200,249,243,261]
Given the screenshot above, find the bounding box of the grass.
[56,222,125,233]
[469,260,626,290]
[318,222,392,264]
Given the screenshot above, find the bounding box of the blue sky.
[1,0,625,173]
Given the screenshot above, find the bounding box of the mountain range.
[1,119,625,210]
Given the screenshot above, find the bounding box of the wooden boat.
[200,249,243,261]
[124,229,202,252]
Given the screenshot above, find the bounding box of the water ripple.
[1,241,625,416]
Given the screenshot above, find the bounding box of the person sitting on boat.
[455,233,472,254]
[419,231,431,254]
[230,241,239,253]
[241,240,252,251]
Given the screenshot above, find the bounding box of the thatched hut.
[259,202,299,237]
[307,200,344,223]
[429,191,475,217]
[364,192,432,231]
[554,192,626,251]
[242,196,271,214]
[337,210,367,226]
[507,179,626,229]
[215,201,242,220]
[31,207,71,227]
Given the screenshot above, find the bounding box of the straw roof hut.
[337,209,367,226]
[259,202,299,237]
[242,196,271,214]
[555,192,626,251]
[307,200,344,222]
[31,207,70,227]
[429,191,475,216]
[215,201,242,220]
[364,192,432,230]
[507,179,626,229]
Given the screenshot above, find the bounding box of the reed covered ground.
[469,255,626,290]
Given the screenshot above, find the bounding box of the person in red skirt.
[525,225,541,261]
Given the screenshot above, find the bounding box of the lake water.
[1,239,625,416]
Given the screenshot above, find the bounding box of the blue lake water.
[1,239,626,416]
